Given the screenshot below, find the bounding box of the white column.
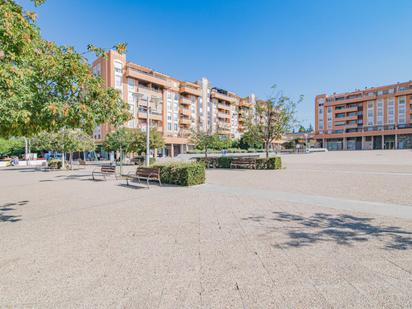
[395,134,398,149]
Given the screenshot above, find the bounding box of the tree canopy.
[31,129,96,154]
[103,128,165,155]
[190,129,221,158]
[0,0,130,138]
[246,86,301,158]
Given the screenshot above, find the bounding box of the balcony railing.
[179,97,192,105]
[217,103,231,110]
[317,123,412,135]
[217,112,230,119]
[324,85,412,103]
[138,84,163,93]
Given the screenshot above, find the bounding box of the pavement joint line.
[287,168,412,177]
[200,183,412,220]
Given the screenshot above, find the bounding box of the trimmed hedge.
[48,159,62,169]
[195,156,282,170]
[155,162,205,186]
[256,157,282,170]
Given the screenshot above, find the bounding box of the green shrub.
[195,156,281,170]
[217,157,232,168]
[256,157,282,170]
[48,159,62,169]
[155,161,205,186]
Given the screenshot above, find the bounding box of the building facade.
[92,50,255,157]
[314,81,412,150]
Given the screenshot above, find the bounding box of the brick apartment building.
[314,81,412,150]
[91,50,256,157]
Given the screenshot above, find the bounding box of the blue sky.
[19,0,412,128]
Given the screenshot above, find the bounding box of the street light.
[304,133,308,153]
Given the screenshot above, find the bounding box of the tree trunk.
[69,152,73,170]
[62,152,66,169]
[265,141,269,159]
[24,137,29,166]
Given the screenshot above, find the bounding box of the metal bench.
[92,165,117,180]
[123,167,161,188]
[230,157,257,169]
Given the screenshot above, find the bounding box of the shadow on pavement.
[0,200,28,223]
[243,211,412,250]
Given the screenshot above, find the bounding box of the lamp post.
[304,133,308,153]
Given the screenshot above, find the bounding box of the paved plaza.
[1,150,412,308]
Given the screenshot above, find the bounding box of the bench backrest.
[232,157,256,164]
[135,167,160,178]
[101,165,116,173]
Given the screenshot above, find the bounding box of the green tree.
[307,124,313,133]
[190,129,220,159]
[298,125,306,133]
[246,86,301,158]
[0,137,25,156]
[0,0,131,139]
[32,129,95,168]
[103,128,132,157]
[239,126,264,150]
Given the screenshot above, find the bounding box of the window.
[174,123,178,131]
[387,97,395,124]
[114,61,123,92]
[167,122,172,131]
[318,105,324,130]
[128,78,134,92]
[376,99,383,126]
[128,104,135,128]
[327,106,332,129]
[93,63,101,76]
[367,101,374,126]
[398,96,406,125]
[115,75,122,90]
[167,113,172,121]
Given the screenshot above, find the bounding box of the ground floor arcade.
[317,134,412,151]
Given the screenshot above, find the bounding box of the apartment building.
[91,50,255,157]
[315,81,412,150]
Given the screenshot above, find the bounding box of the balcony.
[137,84,163,95]
[217,103,231,111]
[239,99,253,108]
[180,108,191,116]
[137,111,163,121]
[179,97,192,105]
[334,115,357,122]
[218,122,231,130]
[127,67,169,87]
[217,112,230,119]
[211,91,238,103]
[180,83,201,96]
[178,129,191,137]
[180,118,191,125]
[334,106,358,113]
[317,123,412,136]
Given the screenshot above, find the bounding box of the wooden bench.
[92,165,117,180]
[123,167,161,188]
[230,157,257,169]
